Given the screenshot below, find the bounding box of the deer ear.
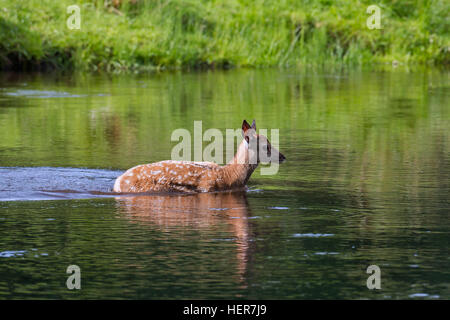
[251,119,256,130]
[242,120,251,132]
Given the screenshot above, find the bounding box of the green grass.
[0,0,448,72]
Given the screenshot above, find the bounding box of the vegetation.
[0,0,448,72]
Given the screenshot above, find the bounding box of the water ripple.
[292,233,334,238]
[0,250,27,258]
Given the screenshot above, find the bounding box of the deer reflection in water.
[114,191,252,285]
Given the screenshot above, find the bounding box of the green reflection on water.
[0,69,448,299]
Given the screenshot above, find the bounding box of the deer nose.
[279,152,286,163]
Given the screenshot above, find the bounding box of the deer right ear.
[242,120,251,132]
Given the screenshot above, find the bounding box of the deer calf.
[113,120,285,193]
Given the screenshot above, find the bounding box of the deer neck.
[221,140,258,187]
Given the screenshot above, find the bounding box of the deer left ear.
[251,119,256,130]
[242,120,251,132]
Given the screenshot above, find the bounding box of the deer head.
[241,119,286,165]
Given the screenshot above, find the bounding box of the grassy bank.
[0,0,448,72]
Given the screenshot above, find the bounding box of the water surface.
[0,69,448,299]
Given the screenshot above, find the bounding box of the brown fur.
[113,120,284,193]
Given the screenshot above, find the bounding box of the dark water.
[0,69,448,299]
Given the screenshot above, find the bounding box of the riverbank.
[0,0,448,72]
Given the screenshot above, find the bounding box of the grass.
[0,0,448,72]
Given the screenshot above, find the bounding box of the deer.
[113,120,285,193]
